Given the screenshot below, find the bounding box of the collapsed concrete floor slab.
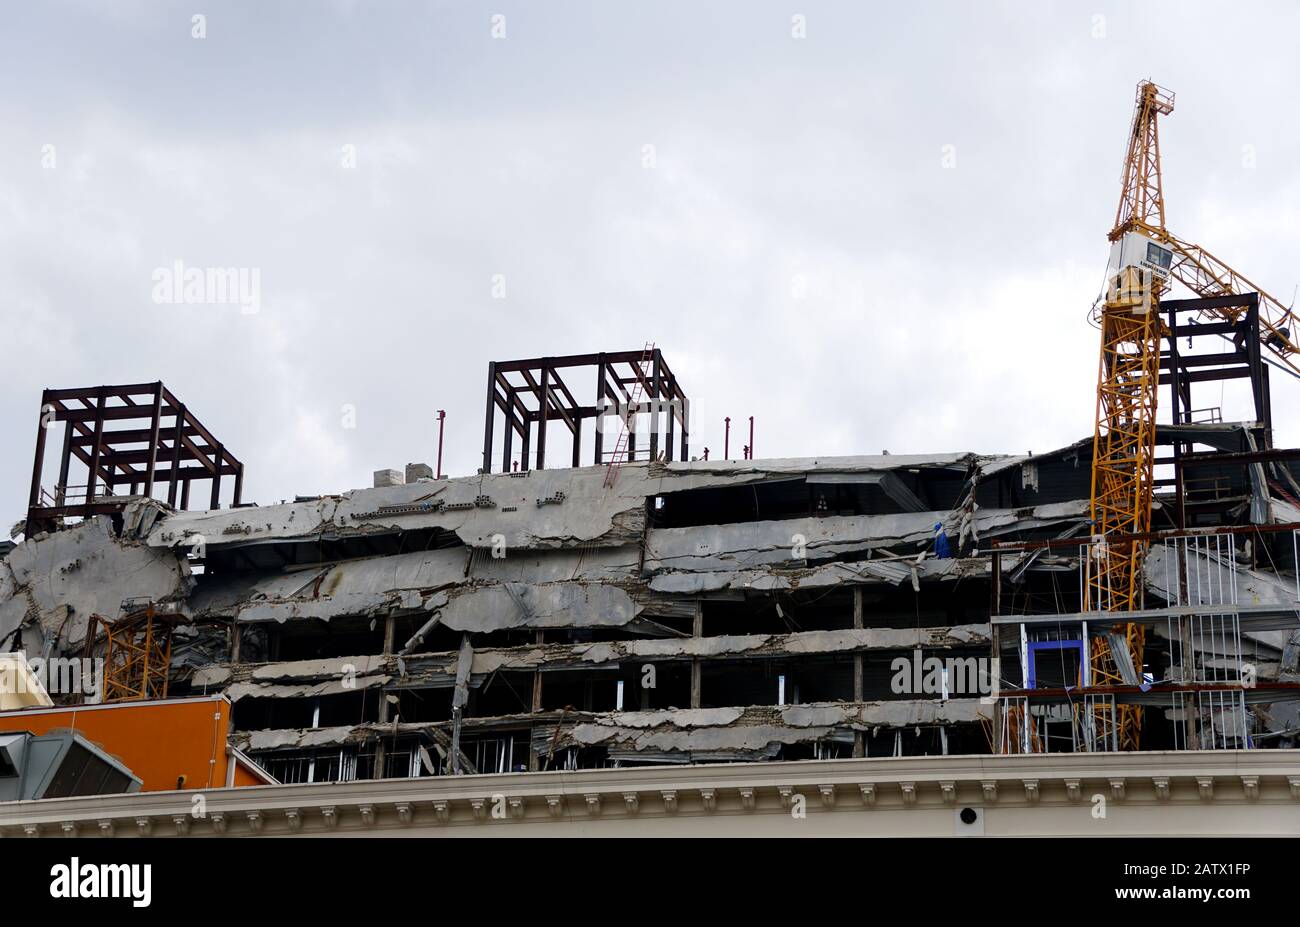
[5,430,1300,782]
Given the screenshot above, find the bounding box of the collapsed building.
[3,345,1300,787]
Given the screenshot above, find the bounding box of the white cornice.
[3,750,1298,837]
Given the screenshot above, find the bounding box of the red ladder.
[603,342,655,488]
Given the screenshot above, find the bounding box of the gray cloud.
[3,0,1299,524]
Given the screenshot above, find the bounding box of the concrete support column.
[374,614,397,779]
[690,601,703,709]
[530,631,544,772]
[852,587,865,758]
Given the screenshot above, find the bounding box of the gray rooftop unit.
[0,730,141,802]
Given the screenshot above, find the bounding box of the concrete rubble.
[4,433,1300,778]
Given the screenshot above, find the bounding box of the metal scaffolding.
[989,523,1300,754]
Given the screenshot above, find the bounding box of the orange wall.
[0,696,234,791]
[231,759,265,787]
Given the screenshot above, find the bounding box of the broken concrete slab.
[142,453,1017,560]
[231,699,988,758]
[202,624,991,699]
[642,501,1088,574]
[0,516,192,647]
[438,582,641,632]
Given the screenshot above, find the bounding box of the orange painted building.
[0,695,275,791]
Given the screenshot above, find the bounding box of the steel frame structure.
[481,350,689,473]
[603,342,656,488]
[26,382,243,534]
[1161,294,1271,434]
[1159,292,1273,526]
[87,603,175,703]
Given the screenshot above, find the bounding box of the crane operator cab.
[1105,231,1173,310]
[1108,230,1173,281]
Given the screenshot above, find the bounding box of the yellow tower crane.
[1086,81,1300,751]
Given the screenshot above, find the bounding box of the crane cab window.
[1145,242,1172,270]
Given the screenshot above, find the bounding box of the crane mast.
[1088,80,1299,750]
[1086,81,1173,751]
[1110,81,1173,242]
[997,80,1296,755]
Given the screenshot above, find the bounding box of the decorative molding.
[5,752,1298,837]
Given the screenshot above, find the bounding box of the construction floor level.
[4,347,1300,790]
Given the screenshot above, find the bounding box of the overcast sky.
[3,0,1300,526]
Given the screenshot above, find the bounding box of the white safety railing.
[1161,534,1239,607]
[1171,689,1250,750]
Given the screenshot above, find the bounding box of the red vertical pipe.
[436,410,446,479]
